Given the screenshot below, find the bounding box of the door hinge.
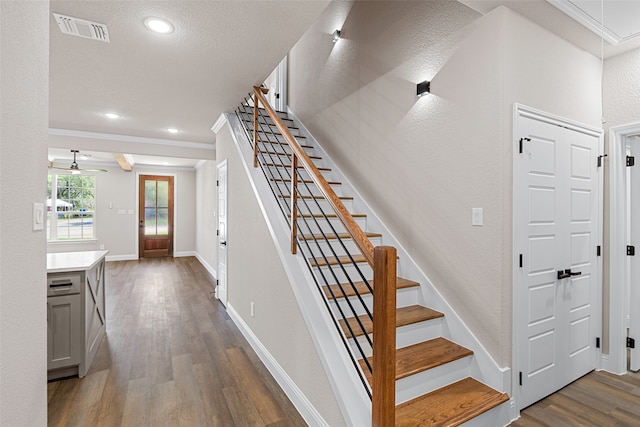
[519,137,531,154]
[519,254,523,268]
[216,180,219,186]
[597,154,608,167]
[627,337,636,349]
[275,93,280,99]
[597,245,601,256]
[596,337,600,348]
[628,245,635,256]
[216,229,219,236]
[627,156,635,167]
[519,371,523,386]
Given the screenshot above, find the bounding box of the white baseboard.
[194,252,217,280]
[174,251,197,257]
[105,254,137,262]
[226,303,329,427]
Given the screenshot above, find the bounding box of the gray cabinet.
[47,294,81,370]
[46,252,107,380]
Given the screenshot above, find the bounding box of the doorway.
[216,160,228,305]
[138,174,174,258]
[609,123,640,373]
[513,105,603,410]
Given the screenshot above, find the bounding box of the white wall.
[215,125,345,426]
[195,160,218,276]
[0,1,49,425]
[47,165,197,259]
[288,1,601,366]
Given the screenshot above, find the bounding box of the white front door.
[515,108,601,409]
[217,160,228,306]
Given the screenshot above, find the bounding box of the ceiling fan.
[49,150,108,174]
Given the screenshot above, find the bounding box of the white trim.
[49,128,215,151]
[547,0,621,46]
[512,104,604,411]
[216,159,228,306]
[105,254,138,262]
[174,251,196,257]
[194,159,207,170]
[606,122,640,374]
[195,252,217,281]
[226,303,329,427]
[211,113,228,134]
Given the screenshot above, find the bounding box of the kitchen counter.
[47,250,109,273]
[47,250,108,380]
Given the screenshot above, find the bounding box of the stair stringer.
[223,112,372,427]
[286,108,513,400]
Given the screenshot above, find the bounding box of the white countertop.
[47,250,109,273]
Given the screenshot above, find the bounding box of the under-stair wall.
[213,122,350,426]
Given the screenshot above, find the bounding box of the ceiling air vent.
[53,13,110,43]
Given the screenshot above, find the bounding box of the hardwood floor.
[509,370,640,426]
[48,257,306,427]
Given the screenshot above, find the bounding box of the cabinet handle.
[49,282,72,288]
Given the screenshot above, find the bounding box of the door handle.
[557,269,582,280]
[220,241,227,246]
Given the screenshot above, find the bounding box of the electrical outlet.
[250,302,255,318]
[99,244,105,250]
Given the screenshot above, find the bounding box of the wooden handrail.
[251,87,396,425]
[372,246,397,427]
[252,86,375,266]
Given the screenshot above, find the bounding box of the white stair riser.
[396,356,472,405]
[347,317,445,358]
[298,217,367,235]
[302,237,375,259]
[329,286,420,318]
[311,263,372,285]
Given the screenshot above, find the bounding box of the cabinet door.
[48,294,81,370]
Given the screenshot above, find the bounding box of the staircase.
[233,88,509,426]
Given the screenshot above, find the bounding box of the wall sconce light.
[332,29,341,43]
[417,80,431,97]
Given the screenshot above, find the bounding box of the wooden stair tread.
[309,254,367,267]
[360,337,472,383]
[301,231,381,242]
[288,212,366,218]
[279,194,353,201]
[323,276,417,300]
[271,178,341,186]
[340,305,443,339]
[395,377,509,427]
[258,150,320,160]
[265,163,331,171]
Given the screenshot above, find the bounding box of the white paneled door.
[217,160,228,306]
[515,108,601,410]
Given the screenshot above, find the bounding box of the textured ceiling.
[49,0,330,153]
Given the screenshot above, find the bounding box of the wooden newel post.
[372,246,397,427]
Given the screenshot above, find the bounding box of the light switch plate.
[33,202,44,231]
[472,208,483,226]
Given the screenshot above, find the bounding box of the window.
[47,173,96,241]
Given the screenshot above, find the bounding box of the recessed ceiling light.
[144,17,174,34]
[104,112,120,119]
[167,128,179,134]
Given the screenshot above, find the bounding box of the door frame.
[135,172,178,259]
[608,122,640,374]
[216,160,228,306]
[512,104,604,410]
